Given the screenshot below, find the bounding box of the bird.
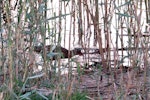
[34,45,83,60]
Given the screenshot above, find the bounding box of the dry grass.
[0,0,150,100]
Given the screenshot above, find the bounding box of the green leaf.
[36,91,49,100]
[28,73,45,80]
[115,0,131,8]
[46,13,70,21]
[19,90,36,100]
[115,12,134,18]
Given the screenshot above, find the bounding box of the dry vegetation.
[0,0,150,100]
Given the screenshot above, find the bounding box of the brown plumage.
[34,45,83,59]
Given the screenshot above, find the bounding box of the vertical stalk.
[93,0,107,71]
[4,0,14,90]
[57,0,62,80]
[41,0,48,77]
[63,1,67,47]
[72,0,75,45]
[58,0,62,44]
[78,0,83,45]
[0,0,4,71]
[8,36,13,90]
[145,0,150,31]
[66,1,73,100]
[102,0,109,68]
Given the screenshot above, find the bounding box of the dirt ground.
[1,53,150,100]
[76,66,150,100]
